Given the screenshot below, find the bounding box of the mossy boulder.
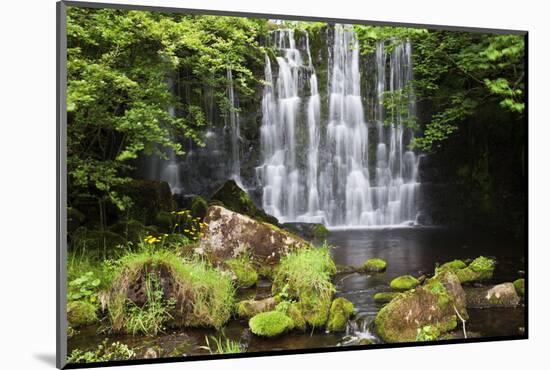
[390,275,420,290]
[199,206,310,266]
[107,250,234,332]
[236,297,277,318]
[226,257,258,288]
[67,301,97,328]
[513,278,525,297]
[326,297,354,332]
[276,301,307,331]
[190,196,208,219]
[210,180,279,225]
[249,311,294,337]
[364,258,387,273]
[375,270,466,343]
[465,283,520,308]
[313,224,330,239]
[435,259,467,274]
[373,292,400,303]
[454,256,495,284]
[123,179,176,225]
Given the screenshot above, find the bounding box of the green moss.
[272,246,336,327]
[226,256,258,288]
[276,301,307,331]
[67,301,98,328]
[373,292,399,303]
[249,311,294,337]
[435,259,467,274]
[326,297,354,332]
[364,258,387,272]
[210,180,280,225]
[390,275,420,290]
[312,224,330,239]
[416,325,440,342]
[423,279,452,309]
[190,196,208,219]
[454,256,495,283]
[513,278,525,297]
[108,250,234,332]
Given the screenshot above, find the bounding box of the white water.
[226,68,242,183]
[259,25,421,227]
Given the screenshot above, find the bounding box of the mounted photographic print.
[56,1,528,368]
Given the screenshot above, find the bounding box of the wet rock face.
[200,206,310,265]
[374,270,466,343]
[465,283,520,308]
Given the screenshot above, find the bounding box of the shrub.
[249,311,293,337]
[272,246,336,327]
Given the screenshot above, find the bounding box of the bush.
[249,311,294,337]
[272,246,336,327]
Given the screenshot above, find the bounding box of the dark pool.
[68,227,526,359]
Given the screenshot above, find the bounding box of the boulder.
[249,311,294,337]
[364,258,387,273]
[375,270,466,343]
[67,301,97,328]
[390,275,420,290]
[513,278,525,297]
[210,180,279,225]
[373,292,400,303]
[435,259,467,274]
[275,301,307,331]
[199,206,310,265]
[236,297,277,318]
[454,256,495,284]
[465,283,520,308]
[326,297,354,332]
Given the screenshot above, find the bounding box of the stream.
[68,227,525,359]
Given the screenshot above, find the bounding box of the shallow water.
[68,227,526,359]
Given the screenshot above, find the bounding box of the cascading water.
[259,25,421,227]
[226,68,242,182]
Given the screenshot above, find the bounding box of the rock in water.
[465,283,520,308]
[210,180,280,225]
[375,270,467,343]
[236,297,278,318]
[200,206,310,265]
[326,297,355,332]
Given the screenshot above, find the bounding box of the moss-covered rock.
[375,270,465,343]
[435,259,467,274]
[390,275,420,290]
[454,256,495,284]
[326,297,354,332]
[364,258,387,273]
[276,301,307,331]
[313,224,330,239]
[236,297,277,318]
[373,292,400,303]
[465,283,520,308]
[210,180,279,225]
[123,179,176,225]
[249,311,294,337]
[190,196,209,219]
[513,278,525,297]
[226,257,258,288]
[200,206,310,266]
[67,301,97,328]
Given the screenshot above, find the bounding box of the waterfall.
[259,25,421,227]
[226,68,241,182]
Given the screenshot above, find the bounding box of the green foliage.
[513,278,525,297]
[68,271,101,303]
[200,335,245,354]
[416,325,440,342]
[124,274,176,336]
[272,246,336,327]
[225,254,258,288]
[389,275,420,290]
[67,7,268,219]
[67,340,136,363]
[249,311,294,337]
